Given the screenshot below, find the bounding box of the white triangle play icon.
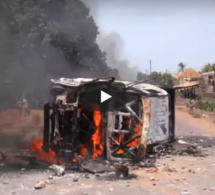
[101,90,112,103]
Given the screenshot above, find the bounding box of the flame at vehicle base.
[28,111,139,164]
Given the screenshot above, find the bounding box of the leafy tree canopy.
[201,63,215,73]
[178,62,186,73]
[137,71,176,87]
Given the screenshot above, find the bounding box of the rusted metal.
[135,98,150,161]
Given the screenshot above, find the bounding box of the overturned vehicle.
[43,77,175,163]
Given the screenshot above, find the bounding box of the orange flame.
[77,144,88,159]
[127,123,140,147]
[72,159,77,163]
[59,160,66,166]
[91,111,104,160]
[115,123,140,155]
[28,139,57,164]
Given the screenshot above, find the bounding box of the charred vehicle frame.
[42,77,175,163]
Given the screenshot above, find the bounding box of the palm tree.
[178,62,186,73]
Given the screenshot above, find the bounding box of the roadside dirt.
[0,110,43,149]
[176,107,215,136]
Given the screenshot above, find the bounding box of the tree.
[136,71,175,87]
[161,73,176,86]
[0,0,110,108]
[136,72,149,81]
[106,67,120,79]
[201,63,215,73]
[178,62,186,73]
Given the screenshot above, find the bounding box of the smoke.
[0,0,109,148]
[82,0,99,17]
[0,0,108,109]
[0,9,70,107]
[0,0,138,112]
[84,0,138,80]
[97,32,138,80]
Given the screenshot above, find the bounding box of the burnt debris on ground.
[147,138,208,159]
[0,136,211,191]
[0,136,208,173]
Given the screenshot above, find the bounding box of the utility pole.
[149,59,152,83]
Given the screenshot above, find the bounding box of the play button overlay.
[83,81,126,111]
[101,90,112,103]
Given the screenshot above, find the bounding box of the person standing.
[189,99,196,114]
[22,98,30,116]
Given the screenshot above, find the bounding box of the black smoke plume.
[0,0,108,109]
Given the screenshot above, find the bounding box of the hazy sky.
[90,0,215,74]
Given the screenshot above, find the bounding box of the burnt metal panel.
[43,103,50,153]
[45,78,175,162]
[163,87,175,141]
[147,96,169,144]
[136,98,150,161]
[50,111,55,142]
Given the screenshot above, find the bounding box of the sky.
[87,0,215,74]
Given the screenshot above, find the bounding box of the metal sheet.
[147,96,169,144]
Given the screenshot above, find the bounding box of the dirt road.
[0,109,215,195]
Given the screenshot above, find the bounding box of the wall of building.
[202,71,215,94]
[179,78,200,85]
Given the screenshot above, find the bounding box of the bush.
[196,101,204,109]
[196,100,215,112]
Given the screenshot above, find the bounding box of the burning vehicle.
[40,77,175,164]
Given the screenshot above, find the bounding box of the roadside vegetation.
[196,100,215,112]
[136,71,177,87]
[201,63,215,73]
